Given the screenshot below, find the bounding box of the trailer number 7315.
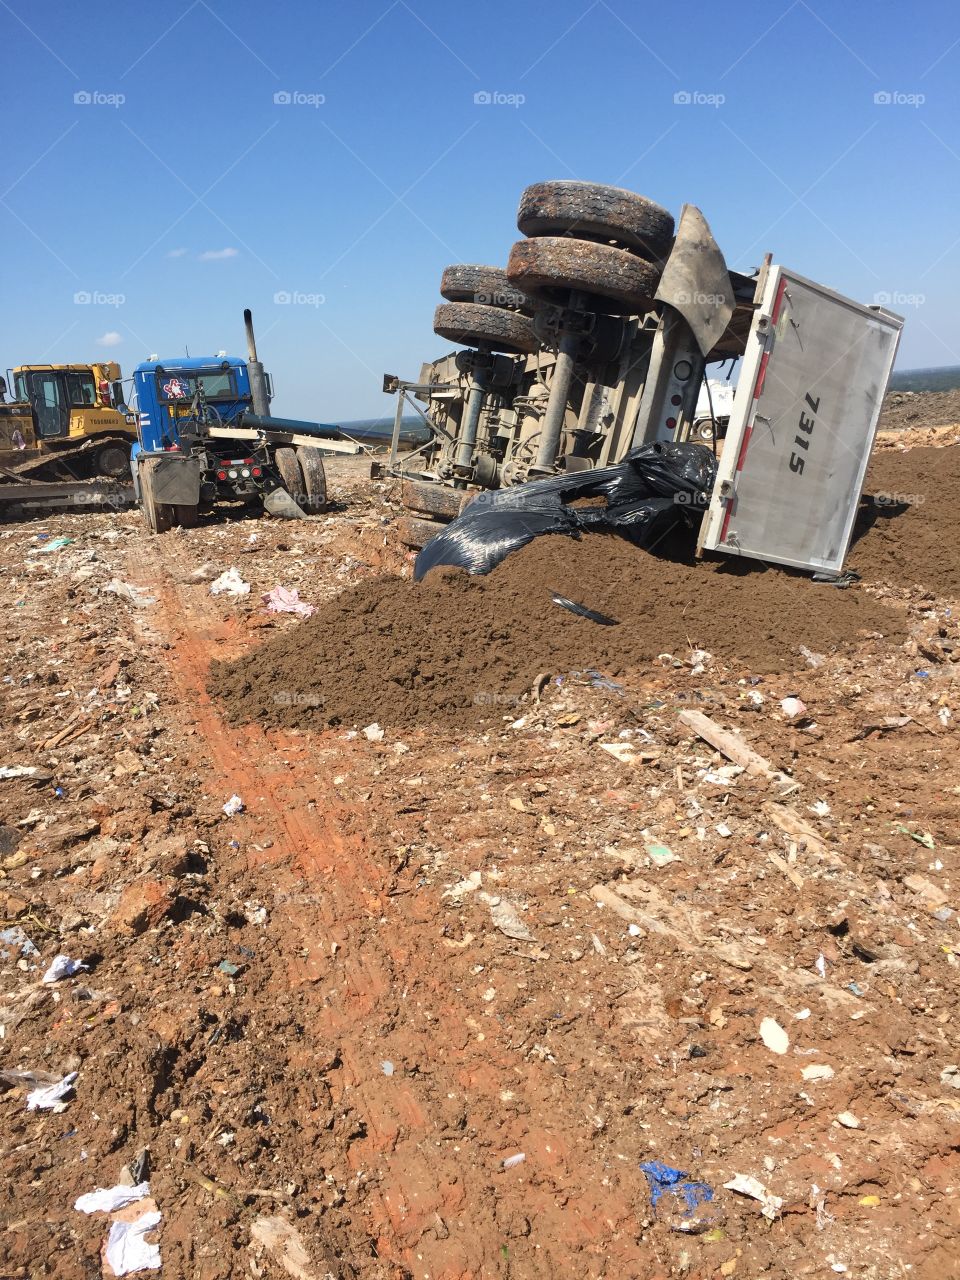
[789,392,820,476]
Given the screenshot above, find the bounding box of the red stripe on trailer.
[754,351,770,399]
[771,275,788,323]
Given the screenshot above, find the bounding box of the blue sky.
[2,0,959,420]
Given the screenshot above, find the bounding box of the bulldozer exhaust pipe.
[244,308,271,417]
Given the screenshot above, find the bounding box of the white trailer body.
[699,266,903,574]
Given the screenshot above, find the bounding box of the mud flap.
[263,485,306,519]
[656,205,735,357]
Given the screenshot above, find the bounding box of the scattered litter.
[42,955,88,984]
[0,926,39,958]
[759,1017,789,1055]
[639,1160,717,1233]
[939,1065,960,1090]
[480,892,534,942]
[600,741,659,766]
[217,961,240,977]
[716,822,733,838]
[251,1215,315,1280]
[848,980,866,996]
[362,723,385,742]
[381,1060,394,1077]
[801,1064,835,1082]
[895,824,936,849]
[703,764,744,786]
[836,1111,861,1128]
[815,953,828,978]
[26,1071,77,1111]
[104,579,157,608]
[75,1182,152,1214]
[181,562,219,584]
[550,592,618,626]
[503,1152,526,1169]
[628,923,642,937]
[795,1008,811,1020]
[263,585,316,617]
[646,842,678,868]
[105,1209,162,1275]
[810,800,831,817]
[209,568,250,598]
[723,1173,783,1221]
[222,795,244,817]
[35,537,73,554]
[0,765,39,780]
[780,697,807,719]
[859,1195,881,1207]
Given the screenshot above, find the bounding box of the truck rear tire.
[140,461,174,534]
[506,236,660,315]
[433,302,539,354]
[274,447,301,504]
[517,181,675,261]
[439,265,533,314]
[296,446,327,512]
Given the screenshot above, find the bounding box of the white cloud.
[198,247,239,261]
[96,331,123,347]
[166,247,188,258]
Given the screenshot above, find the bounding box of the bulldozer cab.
[11,364,121,442]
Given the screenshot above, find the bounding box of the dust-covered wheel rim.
[433,301,540,354]
[517,181,674,261]
[506,237,660,314]
[439,265,533,314]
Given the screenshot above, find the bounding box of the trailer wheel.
[439,265,533,314]
[296,446,327,513]
[517,181,675,261]
[506,236,660,315]
[274,446,301,502]
[139,460,174,534]
[433,302,539,354]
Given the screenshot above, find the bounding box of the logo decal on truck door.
[789,392,820,475]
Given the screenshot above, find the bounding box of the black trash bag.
[414,442,717,580]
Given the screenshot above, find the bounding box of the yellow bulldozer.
[0,362,137,511]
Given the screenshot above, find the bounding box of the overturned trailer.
[385,181,902,577]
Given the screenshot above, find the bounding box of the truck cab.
[132,356,255,450]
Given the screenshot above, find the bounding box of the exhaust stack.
[244,308,271,417]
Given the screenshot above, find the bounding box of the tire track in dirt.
[130,531,655,1280]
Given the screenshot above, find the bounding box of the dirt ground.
[2,435,960,1280]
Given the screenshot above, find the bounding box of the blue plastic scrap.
[640,1160,714,1212]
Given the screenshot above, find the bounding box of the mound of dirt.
[852,444,960,596]
[213,533,904,731]
[879,388,960,432]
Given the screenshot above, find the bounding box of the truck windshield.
[156,370,237,402]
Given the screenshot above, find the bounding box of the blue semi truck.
[130,309,359,532]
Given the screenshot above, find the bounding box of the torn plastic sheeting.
[105,1209,161,1275]
[414,443,717,580]
[639,1160,715,1232]
[75,1182,152,1214]
[209,568,250,598]
[723,1172,783,1220]
[263,585,316,617]
[26,1070,77,1111]
[104,579,157,608]
[42,954,88,984]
